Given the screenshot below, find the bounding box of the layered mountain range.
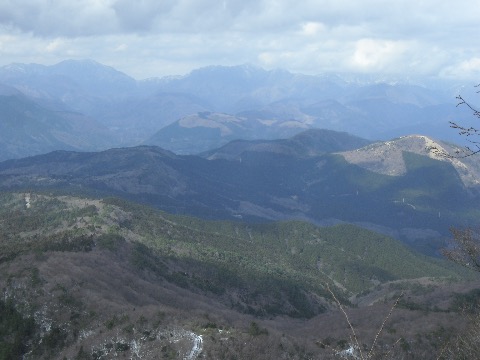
[0,129,478,255]
[0,59,475,160]
[2,59,480,359]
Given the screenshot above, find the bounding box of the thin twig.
[367,292,404,359]
[326,284,365,359]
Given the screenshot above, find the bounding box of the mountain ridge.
[202,128,372,160]
[0,130,478,255]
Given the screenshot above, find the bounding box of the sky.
[0,0,479,80]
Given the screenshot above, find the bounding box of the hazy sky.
[0,0,479,80]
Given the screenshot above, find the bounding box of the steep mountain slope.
[0,132,478,254]
[0,192,472,359]
[0,93,115,161]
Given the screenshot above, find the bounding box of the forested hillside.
[0,191,477,359]
[1,132,480,257]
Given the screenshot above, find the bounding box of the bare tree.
[427,84,480,158]
[440,85,480,268]
[445,84,480,158]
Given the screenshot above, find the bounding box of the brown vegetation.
[1,192,479,359]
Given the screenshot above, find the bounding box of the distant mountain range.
[0,59,475,160]
[1,129,478,255]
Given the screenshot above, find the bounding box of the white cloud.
[45,38,65,53]
[350,39,410,71]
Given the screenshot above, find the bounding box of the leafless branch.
[367,293,404,359]
[326,284,365,359]
[431,86,480,158]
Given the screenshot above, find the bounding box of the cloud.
[0,0,478,79]
[301,22,326,36]
[45,38,65,53]
[350,39,410,71]
[0,0,477,38]
[112,0,173,32]
[0,0,118,36]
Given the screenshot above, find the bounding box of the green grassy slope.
[1,191,461,302]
